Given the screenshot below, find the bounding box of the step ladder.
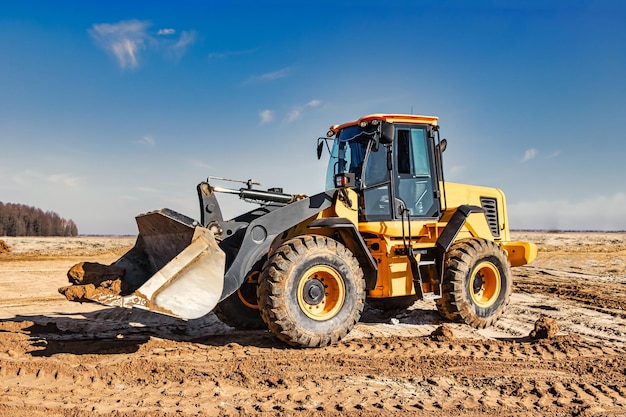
[407,249,442,300]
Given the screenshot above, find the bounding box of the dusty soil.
[1,232,625,416]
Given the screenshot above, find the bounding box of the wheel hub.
[297,265,346,321]
[302,279,325,305]
[470,261,501,308]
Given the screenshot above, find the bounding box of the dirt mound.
[530,316,559,339]
[59,262,126,302]
[59,280,124,302]
[0,239,11,253]
[431,323,455,340]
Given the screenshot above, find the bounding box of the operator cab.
[321,114,443,222]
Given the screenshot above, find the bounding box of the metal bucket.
[89,209,226,320]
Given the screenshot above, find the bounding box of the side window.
[395,127,436,217]
[411,128,431,176]
[397,129,412,174]
[363,184,392,219]
[363,145,389,187]
[397,129,430,175]
[362,144,392,221]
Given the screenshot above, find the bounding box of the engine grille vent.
[480,197,500,238]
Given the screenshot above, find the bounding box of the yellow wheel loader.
[61,114,537,347]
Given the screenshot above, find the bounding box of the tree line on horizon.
[0,202,78,236]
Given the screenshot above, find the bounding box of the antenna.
[410,105,414,114]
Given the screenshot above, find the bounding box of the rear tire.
[436,238,512,328]
[214,269,265,330]
[257,235,365,347]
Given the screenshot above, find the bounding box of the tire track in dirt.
[2,233,626,416]
[515,266,626,313]
[2,322,626,416]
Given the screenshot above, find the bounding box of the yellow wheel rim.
[297,265,345,321]
[237,271,259,310]
[469,261,501,308]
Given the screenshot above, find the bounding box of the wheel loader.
[61,113,537,347]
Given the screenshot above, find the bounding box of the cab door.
[393,126,440,219]
[360,140,393,221]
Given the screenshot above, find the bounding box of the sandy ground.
[0,232,625,416]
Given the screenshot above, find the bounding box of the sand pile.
[431,324,456,340]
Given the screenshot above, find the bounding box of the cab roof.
[330,113,439,134]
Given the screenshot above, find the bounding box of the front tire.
[257,235,365,347]
[436,238,512,328]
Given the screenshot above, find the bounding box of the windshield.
[324,125,377,190]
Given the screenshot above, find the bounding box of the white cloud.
[508,193,626,231]
[167,30,197,60]
[136,135,155,146]
[137,187,159,193]
[90,20,196,69]
[11,170,39,187]
[89,20,151,70]
[286,99,322,123]
[10,170,81,188]
[47,173,82,188]
[190,160,214,170]
[259,109,275,125]
[522,148,537,162]
[286,109,302,123]
[207,48,257,59]
[546,150,562,159]
[245,68,291,84]
[260,68,290,81]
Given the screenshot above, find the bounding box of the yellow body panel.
[442,182,510,241]
[361,182,536,299]
[501,241,538,267]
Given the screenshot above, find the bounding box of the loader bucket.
[85,209,226,320]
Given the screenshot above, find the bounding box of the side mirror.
[437,138,447,153]
[316,139,324,160]
[380,122,394,145]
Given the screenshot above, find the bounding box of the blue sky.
[1,1,625,234]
